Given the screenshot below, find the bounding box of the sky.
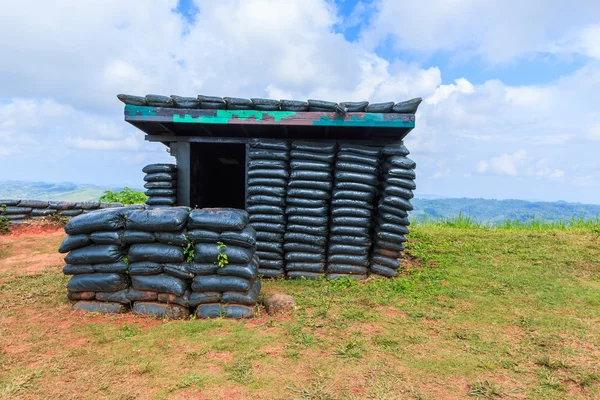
[1,0,599,204]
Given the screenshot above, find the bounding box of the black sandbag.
[187,229,220,243]
[339,144,382,157]
[145,196,176,206]
[31,208,58,216]
[93,261,128,273]
[285,252,326,263]
[371,246,402,260]
[157,290,191,307]
[163,263,194,279]
[247,168,289,179]
[250,222,286,235]
[308,99,337,111]
[331,198,373,210]
[224,96,253,110]
[189,291,221,307]
[287,180,333,191]
[381,196,413,210]
[128,243,184,263]
[65,245,123,265]
[286,262,324,272]
[375,240,405,252]
[217,258,258,280]
[287,215,328,227]
[330,207,371,218]
[58,234,91,253]
[375,230,407,243]
[336,152,379,166]
[335,161,378,175]
[144,172,177,182]
[154,231,188,246]
[332,189,374,202]
[249,139,289,151]
[221,279,261,305]
[291,141,337,154]
[2,206,32,215]
[247,194,285,206]
[18,199,49,208]
[73,301,128,314]
[370,264,398,277]
[248,159,288,170]
[285,206,328,216]
[129,262,163,275]
[290,160,332,171]
[6,215,27,221]
[328,243,370,256]
[67,273,129,292]
[287,224,328,236]
[329,235,371,246]
[144,181,176,189]
[220,226,256,248]
[334,171,378,186]
[383,185,414,199]
[59,209,83,217]
[145,188,176,197]
[196,304,254,319]
[283,232,327,246]
[133,302,189,319]
[339,101,368,112]
[258,268,285,278]
[372,255,401,269]
[192,275,252,292]
[283,242,322,253]
[255,230,284,242]
[382,143,409,156]
[246,204,285,215]
[48,201,75,210]
[377,204,408,218]
[280,99,308,111]
[379,213,411,226]
[256,250,284,260]
[188,263,218,275]
[247,177,288,187]
[67,291,95,301]
[72,201,99,210]
[188,208,249,231]
[65,207,133,235]
[334,181,377,193]
[327,253,369,266]
[95,290,129,304]
[331,216,372,227]
[250,214,285,225]
[290,150,335,162]
[248,149,290,161]
[126,208,189,232]
[247,186,286,197]
[287,271,323,280]
[143,163,177,174]
[285,197,328,207]
[126,289,158,302]
[0,199,19,206]
[259,259,284,269]
[63,264,95,275]
[287,188,330,200]
[194,243,253,264]
[365,102,394,113]
[378,223,410,235]
[388,156,416,170]
[256,242,284,254]
[327,264,368,275]
[329,225,370,237]
[90,231,122,245]
[131,274,188,296]
[289,170,332,181]
[385,168,416,179]
[383,177,416,190]
[392,97,422,113]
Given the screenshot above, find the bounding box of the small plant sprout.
[183,235,195,263]
[215,241,229,268]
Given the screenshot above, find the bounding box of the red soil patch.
[4,223,64,237]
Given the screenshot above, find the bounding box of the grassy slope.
[0,226,599,399]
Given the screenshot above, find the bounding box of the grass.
[0,223,599,399]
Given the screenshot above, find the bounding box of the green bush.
[99,187,147,205]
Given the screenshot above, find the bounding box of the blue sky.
[1,0,599,203]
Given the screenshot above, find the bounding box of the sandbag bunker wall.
[143,163,178,208]
[0,199,127,225]
[59,207,260,319]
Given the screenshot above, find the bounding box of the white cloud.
[476,150,527,176]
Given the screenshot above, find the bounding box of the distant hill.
[411,197,600,224]
[0,180,143,202]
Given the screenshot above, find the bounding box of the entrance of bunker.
[190,142,247,209]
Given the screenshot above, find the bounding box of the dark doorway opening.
[190,142,246,209]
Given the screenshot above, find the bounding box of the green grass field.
[0,222,599,399]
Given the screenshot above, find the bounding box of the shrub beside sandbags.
[246,140,290,278]
[369,142,415,277]
[327,145,382,280]
[143,164,177,208]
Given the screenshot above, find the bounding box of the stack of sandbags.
[60,207,135,313]
[246,140,290,278]
[125,207,192,319]
[370,143,416,277]
[327,145,382,280]
[143,164,177,208]
[284,141,337,279]
[188,209,260,319]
